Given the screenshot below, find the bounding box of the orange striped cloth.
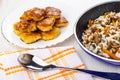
[0,46,93,80]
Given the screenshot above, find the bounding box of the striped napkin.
[0,46,93,80]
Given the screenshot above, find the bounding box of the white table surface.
[0,0,119,80]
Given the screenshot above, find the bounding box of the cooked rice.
[82,12,120,59]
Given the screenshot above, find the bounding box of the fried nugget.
[14,20,37,33]
[41,27,60,40]
[45,7,61,19]
[19,31,41,44]
[37,17,55,31]
[20,10,32,20]
[20,7,46,21]
[13,22,22,36]
[29,7,46,21]
[55,17,68,27]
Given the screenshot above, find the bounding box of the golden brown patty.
[19,31,41,44]
[55,17,68,27]
[20,7,46,21]
[37,17,55,31]
[41,27,60,40]
[13,22,23,36]
[29,7,46,21]
[45,7,61,19]
[13,20,37,33]
[20,10,32,20]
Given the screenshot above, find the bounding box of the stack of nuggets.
[13,7,69,44]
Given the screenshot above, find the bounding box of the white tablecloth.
[0,0,119,80]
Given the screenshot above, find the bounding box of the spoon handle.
[74,68,120,80]
[44,64,120,80]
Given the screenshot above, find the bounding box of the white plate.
[1,0,76,49]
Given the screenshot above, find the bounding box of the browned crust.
[37,17,55,31]
[45,7,61,18]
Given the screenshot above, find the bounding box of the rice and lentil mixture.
[82,12,120,60]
